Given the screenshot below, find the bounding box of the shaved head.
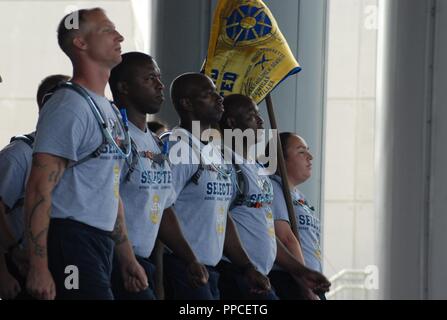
[220,94,254,129]
[37,74,70,110]
[170,73,210,109]
[220,93,261,132]
[57,7,104,57]
[109,51,154,100]
[170,72,223,125]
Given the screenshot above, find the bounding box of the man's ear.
[180,97,193,112]
[116,81,129,96]
[72,36,87,51]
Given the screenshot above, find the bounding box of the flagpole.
[152,240,165,299]
[265,94,300,242]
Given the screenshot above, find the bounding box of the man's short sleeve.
[271,178,290,223]
[163,187,177,210]
[34,89,90,162]
[170,162,198,200]
[0,151,26,209]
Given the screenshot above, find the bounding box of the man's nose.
[216,92,223,104]
[156,77,165,89]
[116,30,124,42]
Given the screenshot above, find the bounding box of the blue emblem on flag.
[225,5,272,44]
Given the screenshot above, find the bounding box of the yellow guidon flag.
[204,0,301,104]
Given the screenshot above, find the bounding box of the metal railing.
[326,266,379,300]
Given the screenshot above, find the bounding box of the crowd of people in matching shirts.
[0,7,331,300]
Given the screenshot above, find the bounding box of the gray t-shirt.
[0,132,35,242]
[34,87,126,232]
[227,154,277,275]
[170,128,233,266]
[120,122,176,257]
[270,175,322,272]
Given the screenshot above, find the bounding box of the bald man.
[162,73,271,300]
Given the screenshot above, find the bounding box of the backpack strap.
[5,134,34,212]
[151,131,164,150]
[190,163,204,185]
[159,130,173,156]
[230,163,246,209]
[55,82,125,168]
[230,161,275,209]
[67,144,106,168]
[123,130,171,182]
[160,130,204,186]
[34,81,110,168]
[123,138,140,182]
[10,134,35,149]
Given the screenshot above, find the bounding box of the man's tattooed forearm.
[28,227,48,258]
[28,196,45,229]
[48,162,64,184]
[27,195,49,258]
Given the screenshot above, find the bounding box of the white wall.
[324,0,378,284]
[0,0,141,148]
